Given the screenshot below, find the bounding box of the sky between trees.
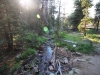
[55,0,100,18]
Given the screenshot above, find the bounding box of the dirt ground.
[71,43,100,75]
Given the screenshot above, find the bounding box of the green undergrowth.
[52,31,94,54]
[87,29,97,34]
[85,29,100,43]
[66,42,94,54]
[20,32,47,48]
[9,63,20,75]
[10,48,36,74]
[52,31,82,42]
[0,64,8,73]
[20,48,36,59]
[76,42,94,54]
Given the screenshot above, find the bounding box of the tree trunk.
[96,19,99,31]
[83,22,86,36]
[8,22,13,51]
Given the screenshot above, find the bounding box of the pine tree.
[94,2,100,31]
[68,0,84,31]
[78,0,92,36]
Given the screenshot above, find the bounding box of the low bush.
[55,40,67,47]
[0,64,8,73]
[21,32,47,48]
[87,29,97,34]
[20,48,36,59]
[86,34,97,39]
[76,42,94,54]
[66,44,75,52]
[10,63,20,74]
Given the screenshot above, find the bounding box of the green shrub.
[10,63,20,74]
[76,42,94,54]
[87,29,97,34]
[14,58,20,63]
[86,34,97,39]
[20,48,36,59]
[52,31,67,39]
[35,36,47,47]
[0,64,8,73]
[54,39,67,47]
[22,32,47,48]
[0,55,3,60]
[52,32,81,42]
[58,31,67,38]
[66,44,75,52]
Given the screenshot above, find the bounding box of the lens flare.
[20,0,32,9]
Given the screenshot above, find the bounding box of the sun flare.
[20,0,32,9]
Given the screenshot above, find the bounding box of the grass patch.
[64,34,82,42]
[21,32,47,48]
[87,29,97,34]
[0,64,8,73]
[76,42,94,54]
[10,63,20,74]
[52,31,82,47]
[85,34,100,43]
[53,31,94,54]
[66,44,75,52]
[0,55,4,60]
[86,29,100,43]
[55,40,67,47]
[20,48,36,59]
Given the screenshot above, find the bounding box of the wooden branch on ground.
[56,59,62,75]
[51,44,56,69]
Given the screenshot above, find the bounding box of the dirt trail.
[76,55,100,75]
[73,43,100,75]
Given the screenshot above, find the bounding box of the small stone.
[38,54,43,57]
[49,66,54,70]
[77,59,86,62]
[22,71,28,75]
[73,44,76,48]
[16,54,21,59]
[50,72,55,75]
[34,66,38,72]
[64,57,68,64]
[20,60,24,64]
[24,65,29,69]
[69,70,74,75]
[45,71,50,75]
[28,73,33,75]
[73,68,81,74]
[13,71,17,75]
[75,52,82,56]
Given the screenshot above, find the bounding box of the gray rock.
[24,65,29,69]
[34,66,38,72]
[16,54,21,59]
[49,66,54,70]
[75,52,82,56]
[69,70,74,75]
[22,71,28,75]
[77,59,86,62]
[50,72,55,75]
[73,68,81,74]
[63,57,68,64]
[20,60,24,64]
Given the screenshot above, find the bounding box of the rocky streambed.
[11,40,100,75]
